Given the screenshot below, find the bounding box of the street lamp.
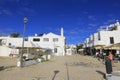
[19,17,28,67]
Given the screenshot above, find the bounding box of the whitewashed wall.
[93,30,120,46]
[84,21,120,48]
[6,37,23,47]
[0,46,19,57]
[0,46,11,56]
[28,33,65,56]
[0,28,66,56]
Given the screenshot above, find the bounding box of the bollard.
[105,56,113,74]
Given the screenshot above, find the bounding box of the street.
[0,54,120,80]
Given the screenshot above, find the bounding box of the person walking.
[105,55,113,74]
[108,52,114,66]
[108,52,113,61]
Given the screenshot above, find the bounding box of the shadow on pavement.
[96,70,106,79]
[0,65,16,71]
[65,62,70,80]
[52,70,60,80]
[0,66,4,71]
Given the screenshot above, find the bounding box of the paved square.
[0,54,120,80]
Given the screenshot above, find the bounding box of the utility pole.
[19,17,28,67]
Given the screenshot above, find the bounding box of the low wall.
[0,46,19,57]
[106,71,120,80]
[0,46,10,56]
[17,55,52,67]
[17,58,42,67]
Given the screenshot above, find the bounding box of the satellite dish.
[1,39,7,45]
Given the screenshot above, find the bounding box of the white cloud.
[43,27,60,34]
[0,30,3,33]
[23,7,35,13]
[70,31,78,34]
[0,0,20,4]
[78,29,93,33]
[107,19,115,23]
[88,23,98,27]
[0,9,13,15]
[65,27,90,35]
[88,15,96,21]
[0,11,2,15]
[3,0,20,2]
[104,19,116,25]
[82,11,88,14]
[59,14,65,17]
[0,0,36,16]
[3,9,12,15]
[16,0,20,2]
[113,2,120,7]
[17,7,37,16]
[0,29,9,36]
[5,28,14,32]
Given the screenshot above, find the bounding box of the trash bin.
[105,56,113,74]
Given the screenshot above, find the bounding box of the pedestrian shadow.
[0,66,4,71]
[0,65,16,71]
[96,70,106,79]
[32,70,60,80]
[52,70,60,80]
[65,62,70,80]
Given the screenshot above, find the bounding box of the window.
[93,35,94,41]
[43,38,49,42]
[89,38,91,42]
[53,38,58,42]
[33,38,40,42]
[0,40,2,45]
[54,48,57,53]
[98,32,101,40]
[110,37,114,44]
[9,43,11,46]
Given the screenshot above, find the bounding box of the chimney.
[106,26,109,31]
[61,28,64,37]
[116,20,120,31]
[116,20,119,25]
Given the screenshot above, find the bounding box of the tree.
[10,33,20,37]
[76,43,83,53]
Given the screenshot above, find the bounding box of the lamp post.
[19,17,28,67]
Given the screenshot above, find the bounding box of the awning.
[105,43,120,50]
[94,45,106,49]
[78,49,84,51]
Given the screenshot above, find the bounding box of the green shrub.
[22,56,26,61]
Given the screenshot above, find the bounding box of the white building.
[83,20,120,55]
[28,30,66,56]
[66,44,77,55]
[0,28,66,56]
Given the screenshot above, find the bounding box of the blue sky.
[0,0,120,44]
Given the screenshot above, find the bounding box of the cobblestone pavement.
[0,54,120,80]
